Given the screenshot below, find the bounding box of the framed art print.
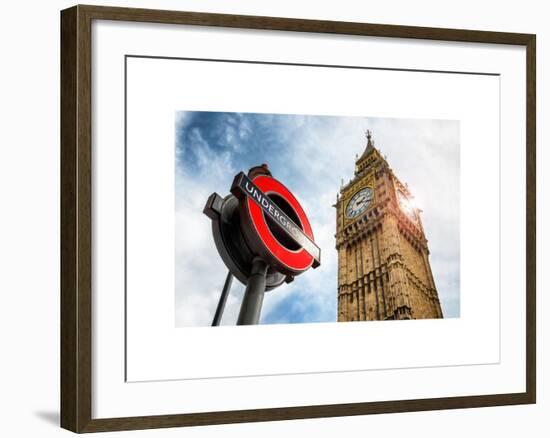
[60,5,536,433]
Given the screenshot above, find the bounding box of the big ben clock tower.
[335,131,443,321]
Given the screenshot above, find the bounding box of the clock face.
[345,187,373,219]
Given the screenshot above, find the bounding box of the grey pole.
[211,271,233,326]
[237,258,268,325]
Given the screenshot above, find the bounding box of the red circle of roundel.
[246,175,314,272]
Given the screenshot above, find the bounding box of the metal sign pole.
[211,271,233,326]
[237,258,268,325]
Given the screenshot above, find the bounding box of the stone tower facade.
[335,131,443,321]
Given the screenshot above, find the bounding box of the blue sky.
[175,111,460,326]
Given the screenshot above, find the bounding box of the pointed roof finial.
[366,129,372,145]
[357,129,375,163]
[365,129,375,149]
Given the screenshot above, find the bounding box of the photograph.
[174,112,460,326]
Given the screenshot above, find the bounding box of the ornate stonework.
[335,131,443,321]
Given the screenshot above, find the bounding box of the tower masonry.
[335,131,443,321]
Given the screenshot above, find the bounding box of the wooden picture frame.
[61,4,536,433]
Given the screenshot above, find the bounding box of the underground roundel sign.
[231,170,321,277]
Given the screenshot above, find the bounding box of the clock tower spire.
[335,131,443,321]
[363,129,374,154]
